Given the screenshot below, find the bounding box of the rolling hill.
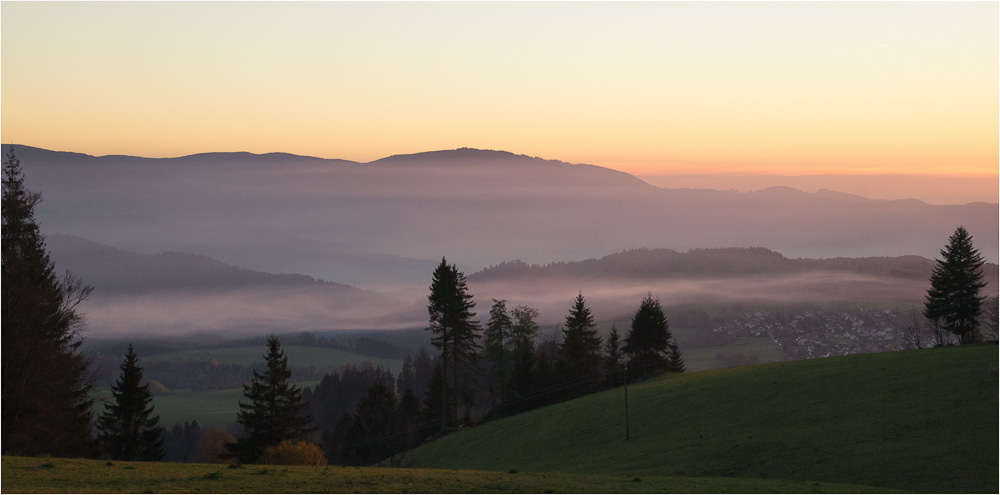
[401,345,999,493]
[16,145,998,294]
[44,236,422,337]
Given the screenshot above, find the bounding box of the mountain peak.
[369,148,525,165]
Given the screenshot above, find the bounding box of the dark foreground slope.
[403,345,998,493]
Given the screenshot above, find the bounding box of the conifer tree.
[508,305,540,400]
[227,336,312,463]
[483,299,513,406]
[558,292,603,392]
[924,226,988,344]
[667,342,686,373]
[2,145,96,457]
[342,381,399,466]
[604,325,624,386]
[96,344,164,461]
[426,257,480,428]
[624,294,681,378]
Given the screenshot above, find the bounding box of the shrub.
[262,440,328,466]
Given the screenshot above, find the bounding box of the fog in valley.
[23,145,999,339]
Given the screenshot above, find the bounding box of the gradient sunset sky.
[2,1,997,179]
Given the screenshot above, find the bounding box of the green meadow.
[9,345,996,493]
[403,345,998,493]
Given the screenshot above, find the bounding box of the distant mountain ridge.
[13,144,999,293]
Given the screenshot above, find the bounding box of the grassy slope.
[0,456,895,493]
[403,345,998,493]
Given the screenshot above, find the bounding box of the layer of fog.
[79,286,426,339]
[467,271,951,329]
[78,268,986,339]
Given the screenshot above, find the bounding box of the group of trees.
[3,143,994,466]
[429,258,686,422]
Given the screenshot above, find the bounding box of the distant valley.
[46,235,998,340]
[20,144,998,342]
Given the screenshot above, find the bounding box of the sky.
[2,1,997,181]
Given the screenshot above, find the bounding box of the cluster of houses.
[711,307,930,360]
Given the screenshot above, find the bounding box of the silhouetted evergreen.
[345,381,400,466]
[2,145,96,457]
[558,293,603,394]
[96,344,164,461]
[507,305,540,402]
[422,363,445,437]
[483,299,513,407]
[426,257,480,429]
[226,337,312,463]
[308,364,394,434]
[604,325,625,386]
[924,226,988,344]
[667,342,686,373]
[163,420,204,462]
[624,294,682,379]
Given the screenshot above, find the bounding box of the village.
[711,307,933,361]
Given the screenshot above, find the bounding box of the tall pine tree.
[507,305,540,402]
[226,336,312,463]
[2,145,96,457]
[924,226,988,344]
[426,258,480,429]
[96,344,164,461]
[483,299,513,407]
[558,293,603,393]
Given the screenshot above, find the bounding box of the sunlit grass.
[0,456,896,493]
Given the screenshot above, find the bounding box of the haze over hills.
[45,235,420,337]
[466,247,1000,329]
[44,235,998,339]
[17,145,998,297]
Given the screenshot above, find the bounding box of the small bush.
[262,440,328,466]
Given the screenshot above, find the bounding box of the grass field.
[403,345,998,493]
[142,345,403,371]
[0,456,896,493]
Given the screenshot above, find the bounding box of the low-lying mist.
[467,271,945,329]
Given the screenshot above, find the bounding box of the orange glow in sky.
[2,2,997,179]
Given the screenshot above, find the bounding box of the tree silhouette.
[426,257,480,428]
[96,344,164,461]
[604,325,624,386]
[2,145,96,457]
[558,292,603,393]
[924,226,987,344]
[226,336,312,463]
[484,298,513,407]
[624,294,681,378]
